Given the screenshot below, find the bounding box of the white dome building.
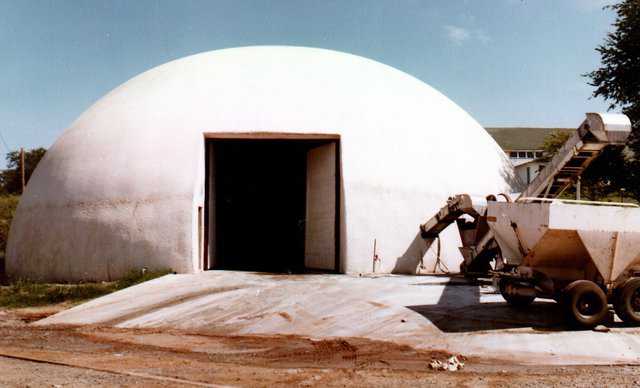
[7,46,517,281]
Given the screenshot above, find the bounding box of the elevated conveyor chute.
[419,194,478,238]
[520,113,631,199]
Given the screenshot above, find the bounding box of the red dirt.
[1,307,640,387]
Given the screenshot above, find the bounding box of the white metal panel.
[549,203,640,233]
[578,230,640,283]
[305,142,336,270]
[487,202,550,263]
[577,230,617,281]
[206,142,216,269]
[610,232,640,281]
[592,112,632,133]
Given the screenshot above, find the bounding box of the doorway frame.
[202,132,341,273]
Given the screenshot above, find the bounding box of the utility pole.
[20,147,25,194]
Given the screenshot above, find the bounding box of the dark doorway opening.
[205,137,339,273]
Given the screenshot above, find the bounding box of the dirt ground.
[0,306,640,387]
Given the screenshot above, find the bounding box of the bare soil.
[1,307,640,387]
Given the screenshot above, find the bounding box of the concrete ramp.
[39,271,640,365]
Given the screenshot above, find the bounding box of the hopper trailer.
[420,113,639,327]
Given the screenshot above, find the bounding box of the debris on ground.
[593,325,611,333]
[429,355,465,371]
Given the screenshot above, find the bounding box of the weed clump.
[0,268,172,308]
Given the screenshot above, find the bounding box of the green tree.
[0,148,47,195]
[586,0,640,200]
[0,195,19,261]
[541,130,572,158]
[580,147,631,201]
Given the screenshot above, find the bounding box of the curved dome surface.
[7,46,517,281]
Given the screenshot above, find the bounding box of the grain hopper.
[420,113,639,327]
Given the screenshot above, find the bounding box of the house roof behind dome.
[485,127,575,151]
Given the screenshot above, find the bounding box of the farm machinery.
[420,113,640,327]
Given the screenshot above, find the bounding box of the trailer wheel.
[613,278,640,324]
[499,278,535,308]
[563,280,608,328]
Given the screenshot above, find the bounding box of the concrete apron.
[37,271,640,365]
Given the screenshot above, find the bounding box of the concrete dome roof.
[8,46,517,281]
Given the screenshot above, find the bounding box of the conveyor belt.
[419,112,632,276]
[519,113,630,199]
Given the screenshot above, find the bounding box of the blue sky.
[0,0,619,161]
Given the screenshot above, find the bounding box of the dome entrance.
[203,134,341,273]
[7,47,516,281]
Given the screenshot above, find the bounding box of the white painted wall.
[7,46,517,281]
[513,160,545,186]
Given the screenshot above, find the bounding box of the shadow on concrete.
[392,232,434,274]
[409,274,480,286]
[407,279,566,333]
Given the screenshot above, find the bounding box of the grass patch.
[0,268,173,308]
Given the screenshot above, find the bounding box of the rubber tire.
[614,278,640,324]
[563,280,608,328]
[499,278,535,308]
